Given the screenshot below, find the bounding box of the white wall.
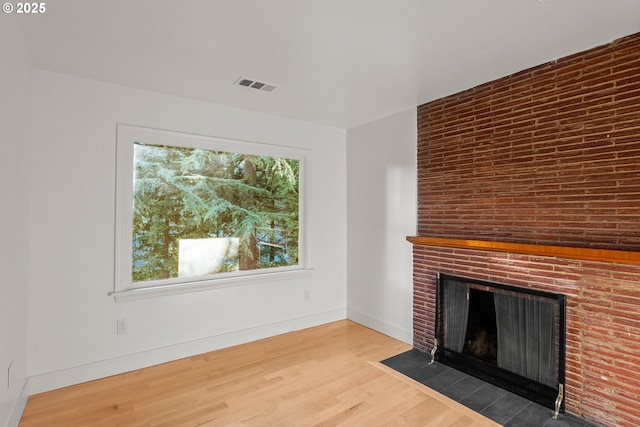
[27,70,347,393]
[0,15,31,427]
[346,108,416,343]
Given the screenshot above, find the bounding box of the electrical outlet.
[7,361,14,390]
[304,289,310,300]
[117,319,127,335]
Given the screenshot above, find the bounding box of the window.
[113,125,310,301]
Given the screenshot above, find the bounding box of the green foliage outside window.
[132,142,299,283]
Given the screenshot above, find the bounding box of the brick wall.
[413,33,640,427]
[417,33,640,250]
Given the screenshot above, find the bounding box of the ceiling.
[15,0,640,129]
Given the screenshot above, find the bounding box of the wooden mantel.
[406,236,640,265]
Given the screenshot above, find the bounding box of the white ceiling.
[15,0,640,129]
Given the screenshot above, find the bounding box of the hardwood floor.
[19,320,499,427]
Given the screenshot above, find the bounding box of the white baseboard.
[7,378,29,427]
[28,309,346,395]
[347,308,412,344]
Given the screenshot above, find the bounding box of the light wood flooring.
[19,320,500,427]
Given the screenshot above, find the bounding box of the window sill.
[110,268,313,302]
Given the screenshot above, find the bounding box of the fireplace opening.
[463,288,498,364]
[435,273,566,413]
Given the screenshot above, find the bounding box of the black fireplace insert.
[434,273,566,414]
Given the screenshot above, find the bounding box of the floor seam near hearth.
[439,375,484,401]
[502,402,532,427]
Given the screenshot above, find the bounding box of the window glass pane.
[132,142,300,284]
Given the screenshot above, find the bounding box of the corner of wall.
[6,379,30,427]
[0,13,32,427]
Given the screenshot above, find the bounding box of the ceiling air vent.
[235,77,277,93]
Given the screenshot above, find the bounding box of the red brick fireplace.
[410,32,640,427]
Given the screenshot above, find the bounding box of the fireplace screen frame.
[435,273,566,413]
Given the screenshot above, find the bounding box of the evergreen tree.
[132,142,299,283]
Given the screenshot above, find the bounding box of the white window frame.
[111,124,311,302]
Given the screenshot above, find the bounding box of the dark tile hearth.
[381,350,598,427]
